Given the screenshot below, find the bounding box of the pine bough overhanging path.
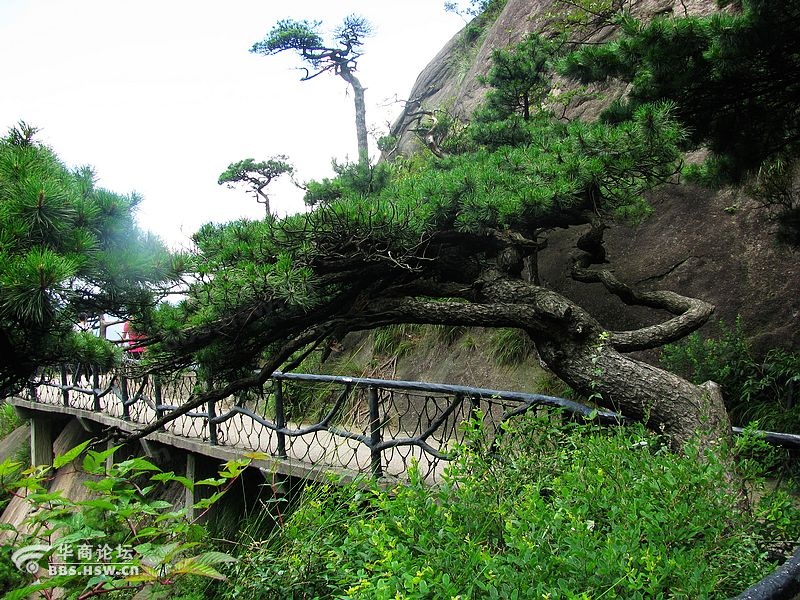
[132,102,730,451]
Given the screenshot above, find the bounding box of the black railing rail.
[272,371,623,420]
[27,365,626,482]
[25,364,800,483]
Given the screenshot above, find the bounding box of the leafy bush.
[0,405,27,514]
[0,442,247,599]
[222,416,792,598]
[661,317,800,431]
[0,402,23,439]
[0,546,27,599]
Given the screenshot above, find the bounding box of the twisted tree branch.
[572,260,714,351]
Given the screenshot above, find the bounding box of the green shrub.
[660,317,800,432]
[222,416,791,598]
[0,402,23,439]
[222,483,357,599]
[0,445,27,513]
[0,546,27,599]
[0,443,245,599]
[0,404,26,513]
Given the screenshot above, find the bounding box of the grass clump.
[490,327,535,366]
[431,324,468,346]
[372,324,423,358]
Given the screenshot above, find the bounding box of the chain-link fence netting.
[29,367,600,483]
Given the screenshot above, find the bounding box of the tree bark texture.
[365,270,733,452]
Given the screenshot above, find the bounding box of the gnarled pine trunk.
[367,266,733,453]
[534,336,731,451]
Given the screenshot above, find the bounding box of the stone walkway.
[32,378,455,483]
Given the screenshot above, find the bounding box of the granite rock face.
[389,0,716,154]
[388,0,799,351]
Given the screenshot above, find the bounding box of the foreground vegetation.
[2,415,797,599]
[216,418,798,599]
[0,441,247,599]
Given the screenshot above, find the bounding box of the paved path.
[28,376,456,483]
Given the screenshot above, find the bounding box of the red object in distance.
[122,321,145,355]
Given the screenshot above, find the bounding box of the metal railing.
[26,364,800,483]
[27,364,622,482]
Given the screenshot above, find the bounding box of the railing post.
[369,385,383,478]
[60,365,69,407]
[208,398,218,445]
[92,370,101,412]
[469,393,480,420]
[28,378,37,402]
[206,377,218,445]
[120,375,130,420]
[274,379,287,458]
[154,375,164,426]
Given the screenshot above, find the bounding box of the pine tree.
[217,156,293,217]
[0,123,174,396]
[481,34,556,122]
[251,16,372,166]
[471,33,560,148]
[139,96,731,451]
[561,0,800,183]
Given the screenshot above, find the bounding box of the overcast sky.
[0,1,464,248]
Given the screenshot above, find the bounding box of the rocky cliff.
[387,0,799,352]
